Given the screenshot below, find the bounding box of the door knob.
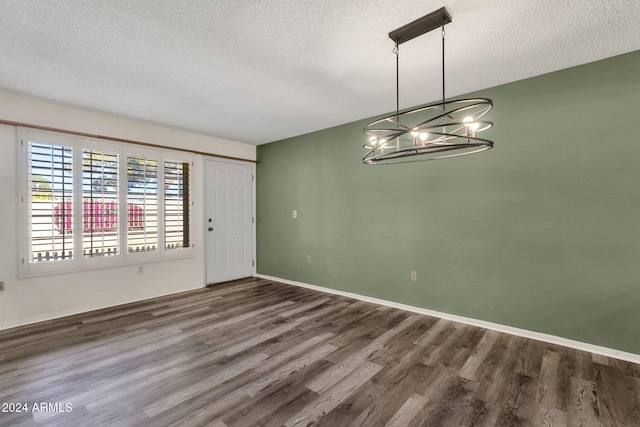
[208,227,213,231]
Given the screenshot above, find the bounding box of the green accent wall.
[257,50,640,355]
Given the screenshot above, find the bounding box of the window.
[19,128,194,277]
[127,155,158,253]
[164,160,190,250]
[82,149,119,258]
[29,141,73,264]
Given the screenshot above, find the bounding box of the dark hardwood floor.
[1,277,639,426]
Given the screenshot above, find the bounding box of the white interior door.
[205,159,254,285]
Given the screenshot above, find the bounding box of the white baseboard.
[256,274,640,365]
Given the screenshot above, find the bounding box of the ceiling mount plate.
[389,7,452,45]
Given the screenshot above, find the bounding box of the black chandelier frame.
[363,7,494,165]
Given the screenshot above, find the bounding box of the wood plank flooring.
[1,277,639,426]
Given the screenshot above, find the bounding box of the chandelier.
[363,7,494,164]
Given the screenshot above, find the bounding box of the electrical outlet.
[137,265,144,275]
[410,271,417,281]
[292,210,297,219]
[307,255,311,264]
[0,281,4,291]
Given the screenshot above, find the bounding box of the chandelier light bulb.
[419,132,428,141]
[463,116,480,132]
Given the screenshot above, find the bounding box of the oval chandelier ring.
[363,98,493,164]
[362,7,495,165]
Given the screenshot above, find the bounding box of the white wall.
[0,91,257,330]
[0,91,256,161]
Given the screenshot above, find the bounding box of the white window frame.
[19,129,77,276]
[79,138,123,270]
[161,150,195,260]
[18,127,194,278]
[124,145,162,265]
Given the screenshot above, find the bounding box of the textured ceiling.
[1,0,639,145]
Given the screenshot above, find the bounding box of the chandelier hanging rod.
[388,7,452,45]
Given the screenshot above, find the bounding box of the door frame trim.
[203,157,256,286]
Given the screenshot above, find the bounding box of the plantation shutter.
[82,149,119,257]
[164,161,190,249]
[127,155,158,253]
[27,141,74,263]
